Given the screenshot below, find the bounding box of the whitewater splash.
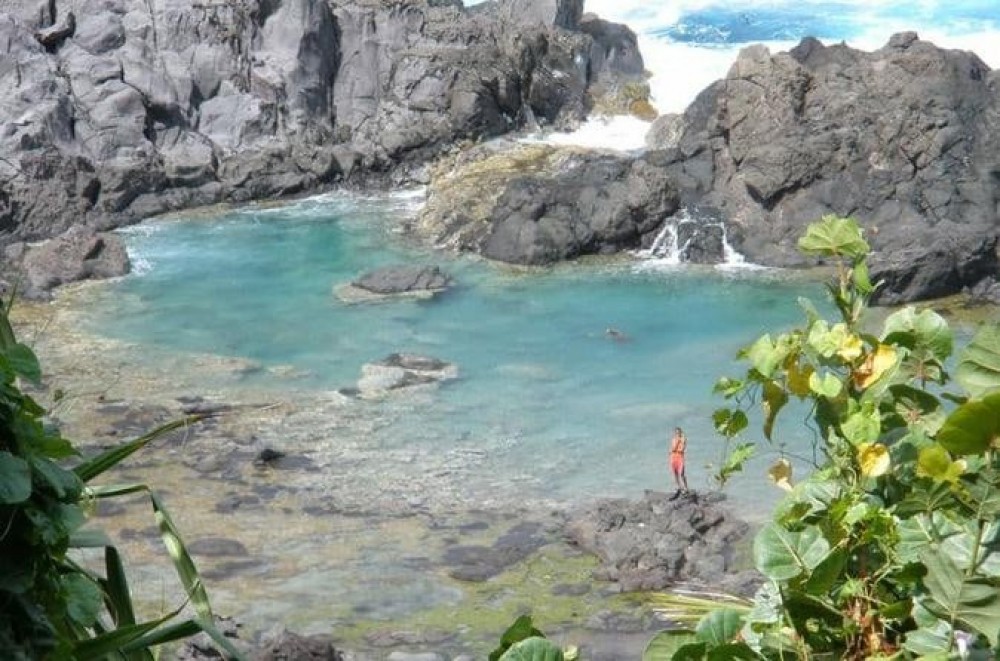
[511,0,1000,148]
[635,207,758,270]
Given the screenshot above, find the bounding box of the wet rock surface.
[418,144,679,264]
[337,265,453,302]
[357,353,458,398]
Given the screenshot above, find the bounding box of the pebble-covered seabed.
[13,288,665,659]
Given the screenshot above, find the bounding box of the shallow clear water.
[85,193,824,511]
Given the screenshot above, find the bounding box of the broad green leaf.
[713,377,744,398]
[747,335,785,379]
[492,615,546,661]
[857,443,890,478]
[69,528,112,548]
[939,521,1000,579]
[498,637,564,661]
[903,621,953,656]
[841,405,880,445]
[808,371,842,398]
[883,307,953,363]
[937,392,1000,455]
[798,215,870,260]
[803,548,846,594]
[921,549,1000,641]
[642,631,699,661]
[716,442,754,487]
[889,385,945,435]
[712,409,748,438]
[6,342,41,383]
[955,323,1000,398]
[754,523,831,581]
[916,446,965,484]
[806,320,837,358]
[897,513,961,564]
[63,574,103,628]
[695,609,744,646]
[29,455,83,501]
[0,451,31,504]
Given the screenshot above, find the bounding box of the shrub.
[0,306,241,659]
[648,216,1000,659]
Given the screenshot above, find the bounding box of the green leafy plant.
[0,307,241,659]
[490,615,578,661]
[652,216,1000,659]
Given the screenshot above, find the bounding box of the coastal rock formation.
[356,353,458,398]
[0,0,647,249]
[5,226,130,299]
[664,33,1000,302]
[418,144,680,264]
[337,264,453,302]
[565,490,758,595]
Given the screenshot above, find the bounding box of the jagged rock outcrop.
[662,33,1000,303]
[417,143,679,264]
[0,0,647,254]
[565,490,759,596]
[5,226,130,300]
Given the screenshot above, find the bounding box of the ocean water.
[89,193,820,509]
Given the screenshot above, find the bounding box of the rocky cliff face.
[663,33,1000,303]
[0,0,646,245]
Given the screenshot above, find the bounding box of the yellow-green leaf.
[854,344,898,389]
[916,445,965,484]
[858,443,890,478]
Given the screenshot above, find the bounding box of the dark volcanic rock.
[357,353,458,397]
[351,265,452,296]
[667,33,1000,302]
[443,521,550,581]
[419,145,679,265]
[9,226,130,299]
[0,0,647,253]
[565,490,757,595]
[966,275,1000,306]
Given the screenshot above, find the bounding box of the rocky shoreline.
[11,287,760,660]
[3,1,999,303]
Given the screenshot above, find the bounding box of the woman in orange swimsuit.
[670,427,688,493]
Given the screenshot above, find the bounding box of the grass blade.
[74,416,204,483]
[150,491,213,621]
[72,605,182,660]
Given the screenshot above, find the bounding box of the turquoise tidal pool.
[83,191,826,513]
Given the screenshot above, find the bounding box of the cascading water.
[637,207,751,268]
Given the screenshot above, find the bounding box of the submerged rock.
[357,353,458,398]
[565,490,758,595]
[336,265,453,302]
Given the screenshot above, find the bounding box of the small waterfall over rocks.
[638,207,748,267]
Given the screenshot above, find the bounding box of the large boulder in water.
[337,264,453,302]
[664,32,1000,303]
[417,143,680,265]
